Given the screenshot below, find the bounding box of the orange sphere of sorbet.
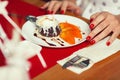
[59,22,82,44]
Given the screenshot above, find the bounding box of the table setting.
[0,0,120,80]
[57,37,120,74]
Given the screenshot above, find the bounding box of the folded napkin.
[57,37,120,74]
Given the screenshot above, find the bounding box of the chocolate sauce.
[82,32,85,35]
[51,38,64,46]
[41,38,56,46]
[57,38,64,43]
[33,33,56,46]
[33,33,37,37]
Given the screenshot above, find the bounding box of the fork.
[62,55,81,69]
[73,59,90,68]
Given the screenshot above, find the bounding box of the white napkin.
[57,37,120,74]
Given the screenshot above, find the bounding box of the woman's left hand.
[86,12,120,46]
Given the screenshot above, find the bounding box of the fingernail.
[47,10,51,14]
[86,36,91,41]
[89,24,94,29]
[106,41,111,46]
[50,11,53,14]
[90,18,94,23]
[90,40,96,45]
[60,10,64,14]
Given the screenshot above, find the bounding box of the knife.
[62,55,81,69]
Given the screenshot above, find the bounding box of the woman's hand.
[86,12,120,46]
[41,0,81,15]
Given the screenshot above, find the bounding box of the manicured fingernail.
[90,18,94,23]
[89,24,94,29]
[90,40,96,45]
[106,41,111,46]
[86,36,91,41]
[47,10,51,14]
[50,11,53,14]
[60,10,64,14]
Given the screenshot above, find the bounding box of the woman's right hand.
[41,0,81,15]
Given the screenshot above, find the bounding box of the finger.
[90,12,101,20]
[41,2,49,9]
[60,1,69,14]
[52,2,62,14]
[74,7,81,15]
[106,28,120,46]
[69,4,81,15]
[61,1,80,14]
[91,25,112,44]
[90,12,101,23]
[47,1,57,11]
[90,13,106,29]
[88,19,109,39]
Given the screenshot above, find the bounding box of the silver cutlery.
[62,55,81,69]
[73,59,90,68]
[62,55,90,69]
